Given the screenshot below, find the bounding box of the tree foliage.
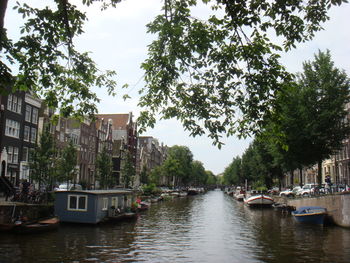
[229,50,350,188]
[120,151,136,188]
[166,145,193,185]
[162,158,182,186]
[222,156,241,186]
[191,160,207,186]
[145,144,215,187]
[57,140,78,186]
[1,1,347,144]
[149,165,163,186]
[140,164,149,185]
[298,50,350,160]
[96,145,113,189]
[205,170,217,185]
[29,124,57,190]
[138,0,347,145]
[1,0,117,119]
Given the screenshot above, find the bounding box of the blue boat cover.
[293,206,326,214]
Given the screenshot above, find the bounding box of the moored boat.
[244,194,274,207]
[292,206,327,225]
[137,202,150,212]
[234,193,245,201]
[0,223,15,232]
[187,188,199,195]
[234,188,246,201]
[13,217,60,234]
[150,196,163,203]
[108,211,138,221]
[179,191,188,197]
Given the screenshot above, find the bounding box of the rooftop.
[55,189,134,195]
[96,113,131,130]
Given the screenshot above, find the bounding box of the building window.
[25,105,31,122]
[7,94,13,110]
[7,146,19,164]
[5,119,20,138]
[21,164,30,180]
[17,98,22,113]
[32,108,38,124]
[70,134,79,145]
[22,147,29,162]
[67,195,87,211]
[102,198,108,211]
[12,96,18,113]
[30,128,37,143]
[7,146,13,163]
[7,95,22,113]
[13,147,19,163]
[111,197,118,208]
[60,132,64,142]
[28,148,34,162]
[24,126,30,141]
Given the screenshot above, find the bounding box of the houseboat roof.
[55,189,134,195]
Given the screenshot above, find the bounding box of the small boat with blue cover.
[292,206,327,225]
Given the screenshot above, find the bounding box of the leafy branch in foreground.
[1,0,117,119]
[138,0,347,146]
[1,0,348,144]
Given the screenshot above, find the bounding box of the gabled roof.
[96,113,132,130]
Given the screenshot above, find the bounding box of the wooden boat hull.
[187,189,199,195]
[13,217,60,234]
[0,223,14,232]
[108,212,137,221]
[137,202,150,212]
[244,195,274,207]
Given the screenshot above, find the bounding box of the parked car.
[279,186,301,197]
[296,184,317,197]
[54,183,83,191]
[268,187,280,195]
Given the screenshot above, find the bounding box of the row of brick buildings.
[0,90,168,190]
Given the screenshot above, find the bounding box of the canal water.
[1,190,350,263]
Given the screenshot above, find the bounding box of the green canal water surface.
[1,190,350,263]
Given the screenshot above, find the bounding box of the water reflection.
[1,190,350,263]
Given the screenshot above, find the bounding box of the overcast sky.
[6,1,350,175]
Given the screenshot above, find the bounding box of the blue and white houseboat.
[54,189,135,224]
[292,206,327,225]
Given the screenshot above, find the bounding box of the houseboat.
[54,189,135,224]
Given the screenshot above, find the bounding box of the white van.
[54,183,83,191]
[296,184,316,196]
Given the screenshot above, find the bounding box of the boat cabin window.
[68,195,87,211]
[111,197,118,208]
[102,198,108,211]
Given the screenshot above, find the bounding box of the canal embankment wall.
[0,202,53,223]
[276,193,350,228]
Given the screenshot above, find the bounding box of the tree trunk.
[0,0,8,30]
[278,168,283,190]
[290,169,294,186]
[299,167,303,186]
[318,160,322,187]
